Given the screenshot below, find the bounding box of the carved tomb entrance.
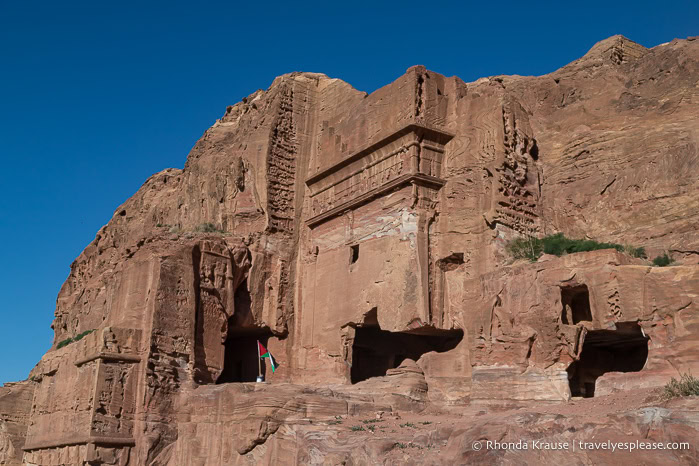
[350,325,463,384]
[216,276,274,384]
[217,328,274,383]
[567,322,649,397]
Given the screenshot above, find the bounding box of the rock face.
[3,35,699,464]
[467,250,699,402]
[0,382,34,465]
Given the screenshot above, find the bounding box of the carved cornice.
[23,435,136,451]
[305,123,453,227]
[306,174,444,227]
[306,123,454,186]
[74,352,141,367]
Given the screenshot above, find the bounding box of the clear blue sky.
[0,0,696,384]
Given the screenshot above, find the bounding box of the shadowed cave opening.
[350,324,464,384]
[216,329,273,383]
[561,284,592,324]
[216,279,274,384]
[567,322,649,398]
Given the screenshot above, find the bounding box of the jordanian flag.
[257,341,279,373]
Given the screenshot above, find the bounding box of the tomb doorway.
[350,326,463,384]
[567,322,649,397]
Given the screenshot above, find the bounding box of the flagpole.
[257,340,262,380]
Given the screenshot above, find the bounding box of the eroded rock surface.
[0,382,34,465]
[3,35,699,465]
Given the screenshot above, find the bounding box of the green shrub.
[56,329,95,349]
[506,236,543,261]
[541,233,624,256]
[507,233,646,262]
[652,253,675,267]
[73,329,95,342]
[663,373,699,399]
[350,425,365,432]
[56,338,73,349]
[625,245,647,259]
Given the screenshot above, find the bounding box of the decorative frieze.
[305,123,453,227]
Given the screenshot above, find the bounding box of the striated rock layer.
[2,35,698,465]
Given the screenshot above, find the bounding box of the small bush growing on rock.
[663,373,699,399]
[73,329,95,342]
[350,425,365,432]
[56,329,95,349]
[56,338,72,349]
[652,253,675,267]
[624,245,647,259]
[507,233,646,262]
[541,233,624,256]
[506,236,543,261]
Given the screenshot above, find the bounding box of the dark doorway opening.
[229,278,253,328]
[350,244,360,265]
[567,322,649,397]
[350,326,463,384]
[216,329,273,383]
[214,276,278,384]
[561,284,592,324]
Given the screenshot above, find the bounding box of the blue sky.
[0,0,696,384]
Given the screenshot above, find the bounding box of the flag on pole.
[257,341,279,373]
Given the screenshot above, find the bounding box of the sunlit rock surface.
[3,35,699,465]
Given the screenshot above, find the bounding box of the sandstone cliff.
[2,35,698,465]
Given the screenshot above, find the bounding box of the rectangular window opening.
[561,284,592,324]
[350,244,360,265]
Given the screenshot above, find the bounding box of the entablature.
[305,123,453,227]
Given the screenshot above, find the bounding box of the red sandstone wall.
[7,36,699,464]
